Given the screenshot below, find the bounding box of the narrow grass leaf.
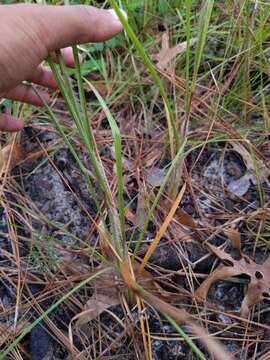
[108,0,180,155]
[84,78,126,254]
[163,314,206,360]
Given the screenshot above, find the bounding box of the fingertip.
[4,85,51,107]
[40,5,127,51]
[0,115,24,132]
[61,47,76,68]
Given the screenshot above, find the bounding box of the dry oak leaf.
[195,244,270,317]
[0,143,27,172]
[154,31,197,70]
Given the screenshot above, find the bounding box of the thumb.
[32,5,126,51]
[0,5,126,93]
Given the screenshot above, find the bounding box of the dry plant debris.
[1,1,270,359]
[228,142,270,196]
[153,31,197,70]
[195,243,270,318]
[0,143,27,173]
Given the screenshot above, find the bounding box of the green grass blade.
[47,55,111,207]
[192,0,215,91]
[47,52,124,257]
[72,46,94,148]
[163,313,207,360]
[84,78,126,251]
[32,87,114,247]
[108,0,180,154]
[184,0,192,115]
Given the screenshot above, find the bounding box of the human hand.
[0,4,124,132]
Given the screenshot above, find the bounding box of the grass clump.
[1,1,270,359]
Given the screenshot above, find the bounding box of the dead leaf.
[231,142,270,185]
[0,143,27,172]
[125,207,136,224]
[195,244,270,317]
[224,228,241,251]
[154,32,197,70]
[146,167,166,187]
[68,266,122,345]
[0,141,57,174]
[76,291,120,327]
[174,208,197,229]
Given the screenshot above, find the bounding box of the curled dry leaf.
[224,228,241,251]
[231,142,270,185]
[76,291,120,327]
[71,265,122,334]
[195,244,270,317]
[0,142,54,174]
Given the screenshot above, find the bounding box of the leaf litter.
[2,4,270,358]
[227,142,270,196]
[195,243,270,318]
[153,31,197,70]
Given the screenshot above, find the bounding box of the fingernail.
[108,8,128,24]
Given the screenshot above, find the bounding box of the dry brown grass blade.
[195,244,270,317]
[258,350,270,360]
[139,183,186,273]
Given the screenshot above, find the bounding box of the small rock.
[227,174,251,197]
[216,313,233,324]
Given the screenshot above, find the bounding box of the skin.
[0,4,124,132]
